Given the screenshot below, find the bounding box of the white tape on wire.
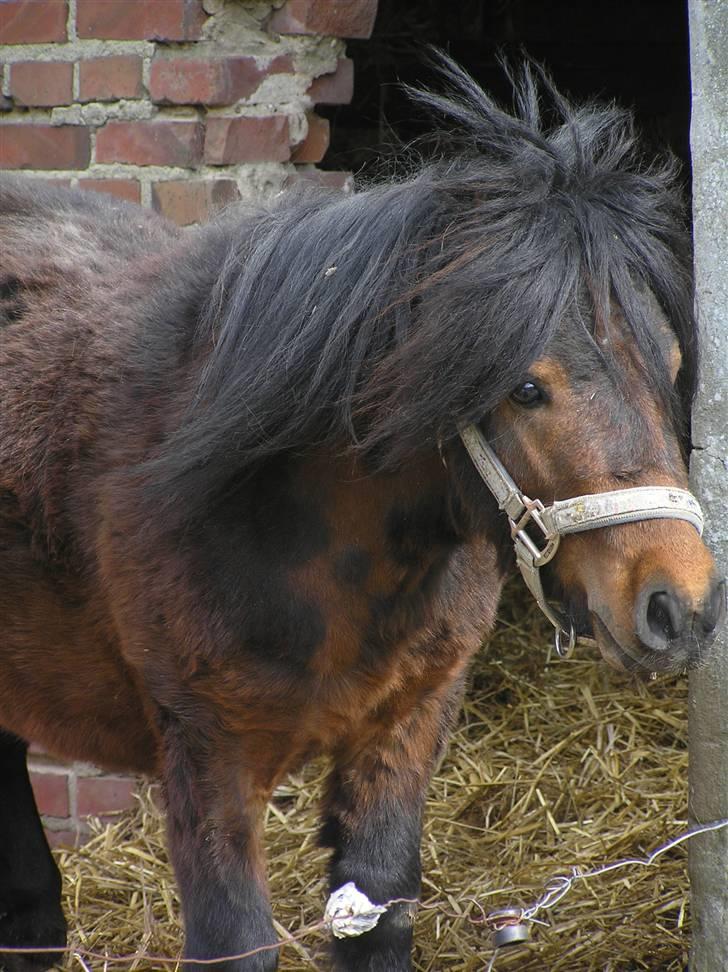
[324,882,388,939]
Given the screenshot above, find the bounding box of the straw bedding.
[55,585,692,971]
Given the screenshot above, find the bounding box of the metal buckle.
[509,497,561,566]
[508,496,574,657]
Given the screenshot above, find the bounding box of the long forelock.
[143,59,696,519]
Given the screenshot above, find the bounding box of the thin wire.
[0,928,327,967]
[1,819,726,967]
[521,817,728,922]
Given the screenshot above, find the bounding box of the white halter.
[460,425,704,656]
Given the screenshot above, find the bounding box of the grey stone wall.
[688,1,728,969]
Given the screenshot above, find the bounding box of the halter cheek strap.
[459,424,704,657]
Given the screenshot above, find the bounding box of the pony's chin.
[591,613,633,671]
[589,612,689,678]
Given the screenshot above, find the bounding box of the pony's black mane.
[146,58,696,516]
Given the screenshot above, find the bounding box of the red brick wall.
[1,0,377,844]
[0,0,375,223]
[29,747,139,847]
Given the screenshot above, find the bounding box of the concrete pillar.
[687,2,728,970]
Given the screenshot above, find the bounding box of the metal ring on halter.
[554,621,576,658]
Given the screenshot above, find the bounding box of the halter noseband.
[460,425,704,657]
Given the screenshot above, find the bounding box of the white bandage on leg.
[324,882,388,939]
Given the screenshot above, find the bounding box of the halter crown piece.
[459,425,705,657]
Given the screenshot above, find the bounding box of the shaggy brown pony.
[0,62,724,971]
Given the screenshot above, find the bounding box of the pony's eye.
[509,381,546,408]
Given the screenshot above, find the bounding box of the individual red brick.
[96,120,204,166]
[77,775,137,817]
[0,1,68,44]
[149,54,293,107]
[77,0,205,40]
[10,61,73,107]
[204,115,290,165]
[270,0,377,39]
[152,178,239,225]
[150,57,249,107]
[0,125,91,169]
[307,58,354,105]
[45,827,80,849]
[30,770,70,817]
[78,178,141,204]
[292,112,329,163]
[78,55,143,103]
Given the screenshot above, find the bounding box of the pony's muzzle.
[635,575,726,654]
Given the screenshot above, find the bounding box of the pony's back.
[0,176,179,270]
[0,179,181,554]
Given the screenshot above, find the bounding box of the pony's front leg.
[0,731,67,972]
[321,678,466,972]
[159,719,278,972]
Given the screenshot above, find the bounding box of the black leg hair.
[0,731,66,972]
[160,717,278,972]
[320,676,467,972]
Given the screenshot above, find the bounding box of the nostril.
[646,591,683,644]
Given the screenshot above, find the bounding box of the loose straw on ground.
[4,820,726,969]
[40,582,708,971]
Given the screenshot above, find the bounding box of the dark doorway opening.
[322,0,691,185]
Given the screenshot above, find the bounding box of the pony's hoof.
[0,903,67,972]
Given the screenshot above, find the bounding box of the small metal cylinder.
[492,921,531,948]
[487,908,531,949]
